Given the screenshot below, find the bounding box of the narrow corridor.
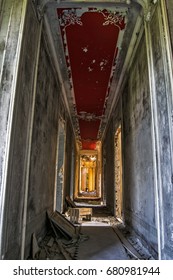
[1,0,173,260]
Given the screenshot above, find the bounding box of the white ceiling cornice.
[33,0,158,21]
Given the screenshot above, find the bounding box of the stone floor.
[78,223,130,260]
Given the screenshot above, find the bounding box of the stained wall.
[0,0,75,259]
[105,2,173,259]
[122,33,157,256]
[0,0,41,259]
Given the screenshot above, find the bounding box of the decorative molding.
[34,0,156,145]
[58,8,127,29]
[58,165,64,184]
[102,11,126,26]
[32,0,44,21]
[32,0,57,21]
[59,8,83,27]
[78,112,102,122]
[57,7,127,142]
[33,0,154,19]
[143,1,164,259]
[143,0,158,22]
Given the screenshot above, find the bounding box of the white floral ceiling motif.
[58,8,127,28]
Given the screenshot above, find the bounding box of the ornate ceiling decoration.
[37,1,143,150]
[57,6,127,149]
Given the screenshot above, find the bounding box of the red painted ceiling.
[57,7,127,149]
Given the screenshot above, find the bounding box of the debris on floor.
[34,229,89,260]
[30,211,89,260]
[69,207,92,223]
[65,196,93,223]
[116,222,156,260]
[65,195,77,208]
[31,233,41,259]
[112,227,143,259]
[38,233,64,260]
[47,210,80,238]
[91,216,118,225]
[29,212,155,260]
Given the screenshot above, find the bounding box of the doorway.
[114,125,123,220]
[80,154,97,195]
[55,119,66,212]
[74,149,101,200]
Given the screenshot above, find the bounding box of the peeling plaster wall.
[55,118,66,213]
[104,2,173,260]
[102,97,122,213]
[25,33,60,258]
[0,0,76,259]
[0,0,5,24]
[122,34,157,256]
[1,0,173,261]
[24,22,76,258]
[55,110,75,213]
